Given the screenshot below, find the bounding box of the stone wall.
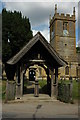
[57,37,76,62]
[58,62,78,79]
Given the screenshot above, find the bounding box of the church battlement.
[50,5,75,26]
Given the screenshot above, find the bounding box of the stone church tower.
[50,4,78,79]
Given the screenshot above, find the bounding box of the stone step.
[5,99,58,104]
[4,94,58,103]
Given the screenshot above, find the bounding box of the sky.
[0,0,80,46]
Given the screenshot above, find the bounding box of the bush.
[57,81,71,103]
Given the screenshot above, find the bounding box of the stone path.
[2,100,78,119]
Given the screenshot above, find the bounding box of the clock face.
[63,30,69,36]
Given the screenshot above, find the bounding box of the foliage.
[39,80,47,94]
[0,80,6,100]
[57,81,71,103]
[39,79,47,88]
[58,79,79,103]
[72,80,78,99]
[2,8,33,63]
[76,47,80,53]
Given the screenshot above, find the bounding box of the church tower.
[50,4,78,79]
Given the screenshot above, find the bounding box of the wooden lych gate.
[5,32,67,100]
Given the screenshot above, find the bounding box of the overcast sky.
[1,0,80,46]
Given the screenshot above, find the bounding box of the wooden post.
[55,67,58,84]
[51,69,54,97]
[6,80,16,101]
[21,63,24,96]
[16,64,21,99]
[55,67,58,97]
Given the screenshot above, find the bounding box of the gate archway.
[6,32,67,99]
[22,62,51,97]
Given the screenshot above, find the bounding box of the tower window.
[51,31,54,39]
[63,22,68,30]
[65,66,69,75]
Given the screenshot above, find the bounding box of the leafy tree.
[76,47,80,53]
[2,9,33,63]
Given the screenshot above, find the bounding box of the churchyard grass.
[39,79,47,88]
[39,79,47,94]
[0,80,6,100]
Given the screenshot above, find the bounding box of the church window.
[65,66,69,75]
[63,22,68,30]
[51,31,54,39]
[51,23,55,39]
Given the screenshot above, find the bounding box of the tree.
[2,9,33,63]
[76,47,80,53]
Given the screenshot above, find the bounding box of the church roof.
[7,32,67,67]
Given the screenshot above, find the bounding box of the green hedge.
[57,82,71,103]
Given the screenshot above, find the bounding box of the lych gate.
[6,32,67,100]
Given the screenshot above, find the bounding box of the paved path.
[2,100,78,119]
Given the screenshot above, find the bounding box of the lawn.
[39,79,47,94]
[72,80,79,99]
[39,79,47,88]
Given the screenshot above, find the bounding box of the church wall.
[56,37,76,62]
[58,62,78,79]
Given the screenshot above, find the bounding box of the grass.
[39,79,47,88]
[39,79,47,94]
[0,80,6,100]
[72,80,78,100]
[2,80,6,100]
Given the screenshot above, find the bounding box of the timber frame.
[6,32,67,99]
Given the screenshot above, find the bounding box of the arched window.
[65,66,69,75]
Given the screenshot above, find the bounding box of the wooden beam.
[29,59,45,62]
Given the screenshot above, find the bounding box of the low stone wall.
[5,80,16,101]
